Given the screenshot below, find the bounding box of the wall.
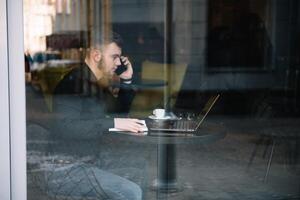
[50,0,296,91]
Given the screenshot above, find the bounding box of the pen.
[137,121,146,126]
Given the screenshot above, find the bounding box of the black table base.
[152,144,183,193]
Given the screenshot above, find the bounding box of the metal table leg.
[154,144,182,193]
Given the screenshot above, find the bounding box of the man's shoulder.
[54,65,83,94]
[64,66,82,80]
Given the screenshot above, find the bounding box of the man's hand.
[114,118,146,133]
[119,56,133,80]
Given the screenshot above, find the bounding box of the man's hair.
[91,31,123,49]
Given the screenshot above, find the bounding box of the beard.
[96,60,119,89]
[98,59,114,78]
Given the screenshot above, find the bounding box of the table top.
[118,79,167,90]
[107,122,226,145]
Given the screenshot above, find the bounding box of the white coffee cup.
[153,108,165,118]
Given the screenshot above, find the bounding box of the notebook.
[149,94,220,132]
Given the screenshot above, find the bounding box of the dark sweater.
[50,63,134,139]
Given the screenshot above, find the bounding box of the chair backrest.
[129,60,187,117]
[141,60,187,97]
[37,66,75,111]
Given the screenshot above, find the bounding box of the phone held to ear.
[115,57,127,75]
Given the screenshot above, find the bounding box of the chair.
[35,66,75,111]
[247,122,300,182]
[129,60,187,117]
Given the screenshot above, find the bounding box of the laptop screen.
[194,94,220,130]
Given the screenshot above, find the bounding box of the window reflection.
[24,0,300,200]
[207,0,272,70]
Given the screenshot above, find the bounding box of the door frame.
[0,0,11,199]
[0,0,27,199]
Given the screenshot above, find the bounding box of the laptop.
[149,94,220,132]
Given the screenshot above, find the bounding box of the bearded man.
[52,32,146,139]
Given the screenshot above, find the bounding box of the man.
[52,32,146,139]
[45,32,145,199]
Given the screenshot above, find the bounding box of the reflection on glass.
[25,0,299,199]
[207,0,272,70]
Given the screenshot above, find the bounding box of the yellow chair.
[36,66,75,111]
[129,60,187,117]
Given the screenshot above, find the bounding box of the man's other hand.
[114,118,146,133]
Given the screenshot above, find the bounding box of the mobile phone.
[115,57,127,75]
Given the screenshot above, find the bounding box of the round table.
[107,122,226,193]
[116,79,166,90]
[132,79,166,89]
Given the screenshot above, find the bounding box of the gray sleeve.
[51,95,114,139]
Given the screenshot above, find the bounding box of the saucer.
[148,115,171,120]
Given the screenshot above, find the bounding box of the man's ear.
[92,49,102,63]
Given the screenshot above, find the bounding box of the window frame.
[1,0,27,199]
[0,0,11,199]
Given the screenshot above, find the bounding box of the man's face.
[99,42,122,76]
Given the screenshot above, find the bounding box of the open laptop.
[149,94,220,132]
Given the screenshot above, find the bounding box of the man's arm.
[51,95,114,139]
[52,94,145,139]
[116,56,136,113]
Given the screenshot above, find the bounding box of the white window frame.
[0,0,26,199]
[0,0,11,199]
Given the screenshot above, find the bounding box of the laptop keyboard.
[172,120,196,130]
[149,119,198,132]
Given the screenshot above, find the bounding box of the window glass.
[25,0,300,199]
